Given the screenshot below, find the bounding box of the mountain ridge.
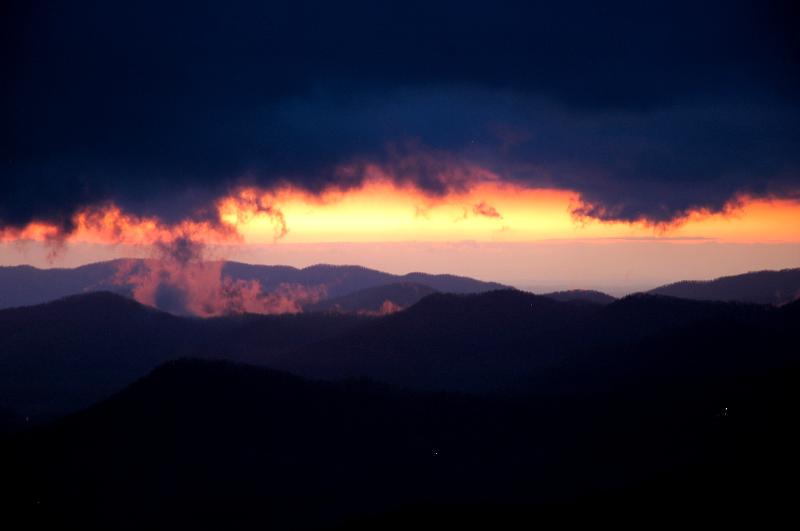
[4,356,798,528]
[0,259,506,312]
[649,268,800,305]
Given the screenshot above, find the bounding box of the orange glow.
[221,180,800,244]
[1,205,241,247]
[2,180,799,247]
[664,198,800,243]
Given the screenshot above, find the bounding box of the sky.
[1,0,799,291]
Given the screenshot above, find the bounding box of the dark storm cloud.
[1,0,799,229]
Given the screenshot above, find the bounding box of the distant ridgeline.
[1,260,799,316]
[0,259,505,316]
[1,294,798,527]
[1,268,798,527]
[648,268,800,305]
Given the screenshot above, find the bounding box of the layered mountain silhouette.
[0,259,505,313]
[3,358,797,529]
[2,288,797,422]
[1,269,799,528]
[539,289,617,304]
[0,292,367,420]
[4,261,799,318]
[223,262,506,297]
[649,268,800,305]
[0,261,122,310]
[284,291,798,393]
[305,282,438,314]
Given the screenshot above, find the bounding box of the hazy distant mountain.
[3,358,797,528]
[0,262,125,309]
[539,289,616,304]
[0,259,505,312]
[305,282,438,314]
[5,261,799,314]
[649,268,800,305]
[223,262,506,297]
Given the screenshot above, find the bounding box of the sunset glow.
[229,181,800,244]
[3,180,799,249]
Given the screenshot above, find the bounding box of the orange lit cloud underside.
[3,180,800,246]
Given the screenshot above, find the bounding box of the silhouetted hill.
[222,262,506,297]
[780,297,800,319]
[650,268,800,305]
[2,288,798,422]
[306,282,438,314]
[539,289,616,304]
[222,262,396,298]
[0,292,367,421]
[565,293,798,387]
[0,406,23,436]
[280,289,601,392]
[0,261,126,309]
[284,291,798,394]
[3,358,797,529]
[6,261,799,313]
[0,260,506,312]
[398,271,505,293]
[0,292,187,419]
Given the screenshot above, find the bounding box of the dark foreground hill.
[650,268,800,305]
[539,289,616,304]
[2,358,797,529]
[0,292,368,421]
[282,291,799,394]
[2,290,798,424]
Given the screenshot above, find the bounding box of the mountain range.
[1,265,799,527]
[2,261,799,317]
[2,287,797,423]
[0,259,505,314]
[649,268,800,305]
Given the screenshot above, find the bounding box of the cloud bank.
[2,0,799,233]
